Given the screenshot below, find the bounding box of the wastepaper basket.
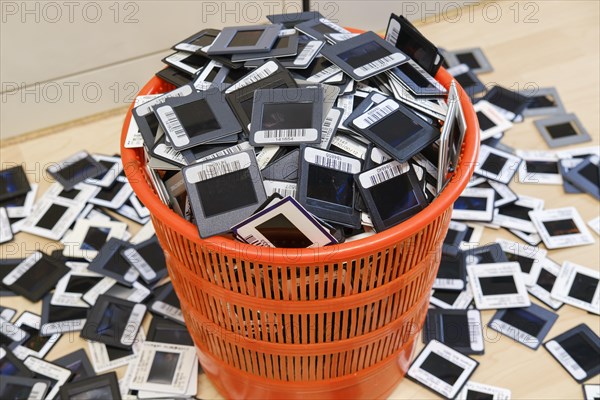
[120,37,480,400]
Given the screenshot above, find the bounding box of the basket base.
[196,337,416,400]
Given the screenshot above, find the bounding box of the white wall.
[0,0,448,139]
[283,0,465,30]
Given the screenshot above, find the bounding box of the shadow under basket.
[120,45,480,399]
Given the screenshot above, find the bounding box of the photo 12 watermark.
[402,1,540,24]
[1,1,140,24]
[199,1,340,24]
[1,81,140,105]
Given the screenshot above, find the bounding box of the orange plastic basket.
[121,51,479,399]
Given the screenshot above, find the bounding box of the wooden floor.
[1,1,599,399]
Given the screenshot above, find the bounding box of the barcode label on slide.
[242,234,269,246]
[369,163,404,186]
[294,41,323,66]
[359,161,408,189]
[546,340,586,380]
[153,144,187,166]
[225,61,278,93]
[353,99,399,129]
[156,106,186,140]
[318,108,341,149]
[264,180,297,198]
[185,151,252,183]
[385,18,400,44]
[314,154,353,173]
[354,53,406,78]
[197,142,252,163]
[254,128,317,144]
[256,146,280,170]
[196,160,241,181]
[331,136,367,160]
[307,64,342,83]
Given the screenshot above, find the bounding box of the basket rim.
[120,46,480,264]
